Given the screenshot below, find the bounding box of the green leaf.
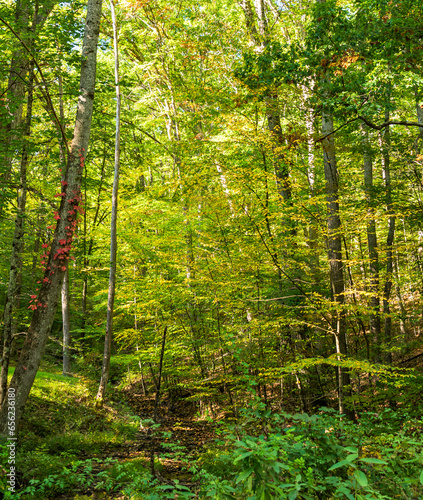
[337,485,355,499]
[288,489,299,500]
[359,457,387,465]
[235,467,254,484]
[354,470,368,487]
[247,473,253,491]
[328,457,357,471]
[234,451,253,462]
[419,469,423,485]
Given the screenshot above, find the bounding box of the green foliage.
[196,404,423,499]
[0,442,11,497]
[16,457,150,499]
[2,0,423,497]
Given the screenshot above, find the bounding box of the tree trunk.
[81,147,107,342]
[0,0,103,436]
[238,0,259,45]
[62,270,71,376]
[266,101,292,204]
[96,0,120,401]
[361,124,381,362]
[56,71,72,377]
[303,82,319,289]
[415,86,423,153]
[239,0,292,206]
[381,88,395,365]
[0,1,56,207]
[0,62,34,404]
[321,109,351,416]
[0,0,30,185]
[315,0,351,416]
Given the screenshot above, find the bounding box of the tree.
[0,0,103,435]
[0,0,59,403]
[1,0,423,437]
[96,0,121,402]
[0,62,34,404]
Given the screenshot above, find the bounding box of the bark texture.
[62,270,71,376]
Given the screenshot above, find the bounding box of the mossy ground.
[4,362,147,498]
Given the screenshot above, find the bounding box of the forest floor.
[14,363,219,499]
[63,394,217,499]
[10,353,423,499]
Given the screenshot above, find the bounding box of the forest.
[0,0,423,498]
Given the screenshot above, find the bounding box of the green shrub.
[196,403,423,499]
[16,457,149,499]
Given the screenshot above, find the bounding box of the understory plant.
[196,402,423,500]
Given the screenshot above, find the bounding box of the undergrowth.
[1,361,141,498]
[195,402,423,499]
[1,362,423,499]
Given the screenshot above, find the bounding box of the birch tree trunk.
[96,0,120,401]
[0,0,103,436]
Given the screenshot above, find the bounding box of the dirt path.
[55,387,217,499]
[123,387,217,483]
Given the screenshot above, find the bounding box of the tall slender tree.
[0,62,34,404]
[381,86,395,365]
[361,124,381,362]
[96,0,121,401]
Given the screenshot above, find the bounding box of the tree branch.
[314,114,423,143]
[358,115,423,131]
[315,117,360,143]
